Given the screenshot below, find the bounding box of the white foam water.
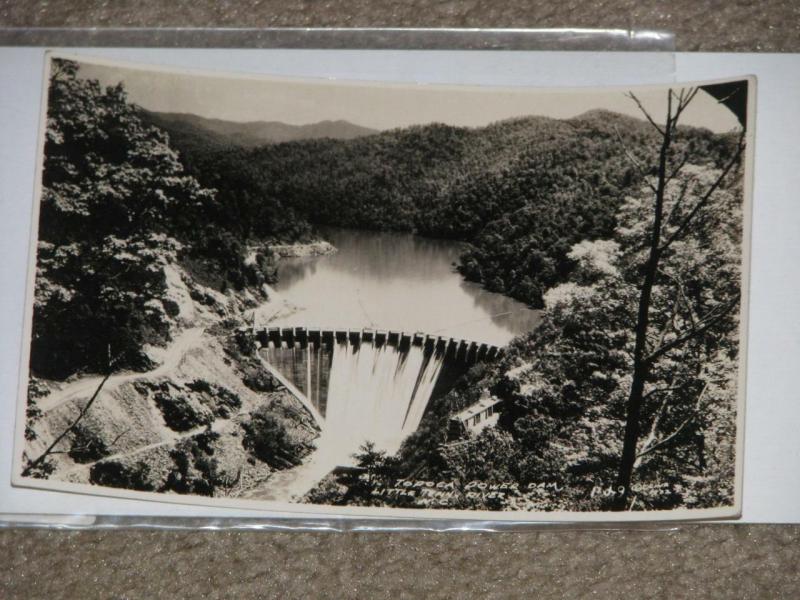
[259,340,444,500]
[325,341,444,457]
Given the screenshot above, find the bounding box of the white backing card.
[0,48,797,524]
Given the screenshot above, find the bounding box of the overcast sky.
[75,59,741,134]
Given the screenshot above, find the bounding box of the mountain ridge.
[143,110,379,147]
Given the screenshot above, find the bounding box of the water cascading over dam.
[257,327,500,470]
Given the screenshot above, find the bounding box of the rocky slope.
[23,262,321,499]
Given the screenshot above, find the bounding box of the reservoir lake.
[270,228,541,346]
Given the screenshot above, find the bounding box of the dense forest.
[301,89,746,512]
[149,107,737,308]
[306,164,743,512]
[31,60,279,379]
[30,61,745,513]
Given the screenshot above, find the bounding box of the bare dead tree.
[22,347,121,478]
[614,87,745,508]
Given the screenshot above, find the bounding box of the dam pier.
[247,324,507,497]
[256,326,501,363]
[254,324,505,473]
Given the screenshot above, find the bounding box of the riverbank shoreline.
[258,228,541,346]
[269,240,338,259]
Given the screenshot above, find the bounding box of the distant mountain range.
[142,111,378,148]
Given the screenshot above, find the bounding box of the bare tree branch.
[627,92,666,136]
[22,372,112,477]
[22,347,122,478]
[49,428,130,457]
[616,83,742,506]
[612,125,659,195]
[675,278,700,329]
[636,415,693,462]
[635,381,710,464]
[645,297,739,364]
[652,285,682,351]
[634,393,671,468]
[659,133,746,253]
[664,177,692,229]
[659,271,701,328]
[665,153,691,188]
[671,87,700,125]
[615,90,675,503]
[107,428,130,449]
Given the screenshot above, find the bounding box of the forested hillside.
[145,111,377,147]
[32,60,278,379]
[298,86,747,512]
[149,109,737,307]
[25,60,319,487]
[30,61,745,513]
[308,162,745,513]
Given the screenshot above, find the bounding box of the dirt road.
[38,327,205,414]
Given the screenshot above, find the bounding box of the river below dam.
[246,228,542,503]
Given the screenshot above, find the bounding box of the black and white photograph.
[12,54,753,520]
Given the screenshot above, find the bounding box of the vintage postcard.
[12,53,754,521]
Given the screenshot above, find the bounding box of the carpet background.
[1,2,799,598]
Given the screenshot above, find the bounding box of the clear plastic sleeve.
[0,27,701,532]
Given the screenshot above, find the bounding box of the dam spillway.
[256,327,501,457]
[257,327,500,363]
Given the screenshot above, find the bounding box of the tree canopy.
[153,106,736,309]
[32,64,745,512]
[32,59,273,378]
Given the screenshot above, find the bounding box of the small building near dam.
[448,394,503,438]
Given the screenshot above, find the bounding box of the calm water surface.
[271,228,541,346]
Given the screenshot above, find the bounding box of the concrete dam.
[256,327,502,465]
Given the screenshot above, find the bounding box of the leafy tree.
[32,59,217,378]
[613,89,745,507]
[381,87,746,512]
[439,427,521,483]
[496,140,743,509]
[323,442,403,507]
[89,459,155,491]
[68,423,111,463]
[162,430,225,496]
[241,404,309,469]
[153,391,214,432]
